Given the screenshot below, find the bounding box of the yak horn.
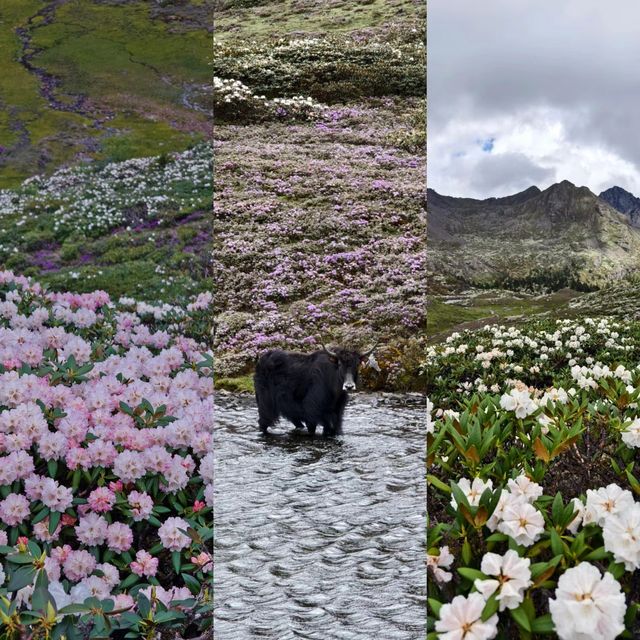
[321,343,338,357]
[361,342,379,358]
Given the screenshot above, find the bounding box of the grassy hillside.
[0,0,211,188]
[214,0,424,41]
[0,141,212,302]
[213,0,426,390]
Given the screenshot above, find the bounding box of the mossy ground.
[216,375,255,393]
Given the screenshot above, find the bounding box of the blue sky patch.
[480,137,495,152]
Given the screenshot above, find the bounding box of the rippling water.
[214,393,426,639]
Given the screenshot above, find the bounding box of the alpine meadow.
[0,2,213,639]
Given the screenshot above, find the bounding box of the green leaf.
[119,573,140,591]
[427,598,442,617]
[48,460,58,477]
[450,480,470,510]
[49,511,61,535]
[58,603,92,615]
[608,561,626,580]
[551,492,563,524]
[510,605,532,631]
[461,538,472,565]
[485,533,508,543]
[27,540,41,558]
[457,567,485,582]
[154,610,186,623]
[31,507,50,525]
[71,469,82,491]
[481,593,499,621]
[549,529,564,557]
[7,565,37,592]
[6,554,35,565]
[31,586,51,613]
[172,551,182,574]
[427,475,451,494]
[530,613,555,633]
[182,573,201,596]
[584,546,610,561]
[137,593,151,619]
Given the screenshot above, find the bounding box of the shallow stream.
[213,393,426,639]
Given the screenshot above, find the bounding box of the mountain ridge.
[428,180,640,292]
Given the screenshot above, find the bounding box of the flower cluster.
[214,77,324,122]
[427,316,640,637]
[0,143,211,237]
[214,99,426,381]
[0,271,212,635]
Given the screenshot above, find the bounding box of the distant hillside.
[429,181,640,292]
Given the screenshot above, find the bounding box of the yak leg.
[321,419,335,439]
[333,394,348,435]
[292,419,306,431]
[257,398,278,434]
[306,423,317,437]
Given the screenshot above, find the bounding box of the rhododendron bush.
[0,271,212,639]
[427,318,640,639]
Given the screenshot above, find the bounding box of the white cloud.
[428,1,640,197]
[428,108,640,198]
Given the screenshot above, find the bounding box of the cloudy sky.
[428,0,640,198]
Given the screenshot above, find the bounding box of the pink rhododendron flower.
[87,487,116,513]
[131,550,159,577]
[0,493,30,526]
[106,523,133,552]
[191,552,212,571]
[158,517,191,551]
[63,550,97,581]
[75,513,109,546]
[127,490,154,521]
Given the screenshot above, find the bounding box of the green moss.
[32,2,211,97]
[214,0,423,41]
[215,375,255,393]
[101,243,157,265]
[98,115,202,163]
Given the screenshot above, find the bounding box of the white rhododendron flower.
[567,498,585,535]
[602,502,640,571]
[507,475,543,503]
[549,563,625,640]
[427,546,454,584]
[621,418,640,448]
[435,593,499,640]
[585,484,635,526]
[498,499,544,546]
[450,478,493,509]
[427,397,435,434]
[486,490,510,532]
[474,550,532,611]
[499,388,537,419]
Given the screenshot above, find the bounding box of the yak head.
[322,343,378,392]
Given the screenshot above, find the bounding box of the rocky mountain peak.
[599,186,640,227]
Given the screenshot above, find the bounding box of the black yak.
[254,344,377,437]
